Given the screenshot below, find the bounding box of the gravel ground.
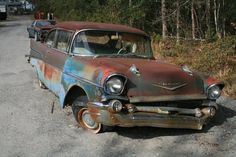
[0,16,235,157]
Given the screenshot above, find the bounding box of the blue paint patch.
[58,84,66,107]
[96,71,103,85]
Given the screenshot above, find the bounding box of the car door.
[44,29,74,96]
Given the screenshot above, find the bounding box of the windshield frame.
[69,29,154,59]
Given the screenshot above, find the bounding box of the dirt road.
[0,16,235,157]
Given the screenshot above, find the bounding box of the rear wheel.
[34,32,39,41]
[72,96,102,133]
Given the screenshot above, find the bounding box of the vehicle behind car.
[0,4,7,20]
[27,20,56,41]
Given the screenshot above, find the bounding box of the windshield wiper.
[93,54,123,59]
[123,53,150,59]
[93,53,150,59]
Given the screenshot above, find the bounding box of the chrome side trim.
[63,71,103,88]
[129,94,207,103]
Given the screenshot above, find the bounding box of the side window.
[45,30,56,47]
[55,30,73,53]
[31,21,36,27]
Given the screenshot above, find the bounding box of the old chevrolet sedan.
[29,21,224,133]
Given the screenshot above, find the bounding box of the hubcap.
[78,108,101,133]
[82,110,98,129]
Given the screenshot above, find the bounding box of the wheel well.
[63,86,88,108]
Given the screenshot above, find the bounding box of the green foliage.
[32,0,236,38]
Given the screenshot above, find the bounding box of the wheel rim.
[78,108,101,133]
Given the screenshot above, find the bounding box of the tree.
[161,0,167,39]
[30,0,236,40]
[206,0,211,39]
[214,0,221,38]
[191,0,196,39]
[129,0,132,26]
[176,0,180,43]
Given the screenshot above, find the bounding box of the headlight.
[207,85,222,100]
[104,76,126,95]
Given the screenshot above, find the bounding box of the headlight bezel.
[207,84,222,100]
[104,74,127,95]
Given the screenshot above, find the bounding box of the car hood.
[66,57,206,102]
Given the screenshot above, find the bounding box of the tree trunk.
[222,0,226,37]
[214,0,221,38]
[129,0,132,26]
[161,0,167,40]
[191,0,196,39]
[176,0,180,44]
[206,0,211,39]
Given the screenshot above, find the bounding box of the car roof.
[55,21,148,36]
[35,20,55,22]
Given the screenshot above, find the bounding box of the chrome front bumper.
[87,101,218,130]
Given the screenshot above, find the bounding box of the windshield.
[36,21,52,27]
[72,30,153,58]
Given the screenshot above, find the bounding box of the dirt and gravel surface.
[0,16,236,157]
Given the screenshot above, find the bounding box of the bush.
[152,36,236,98]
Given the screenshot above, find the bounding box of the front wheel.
[78,108,102,134]
[72,97,102,133]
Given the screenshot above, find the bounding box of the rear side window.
[55,30,73,52]
[45,30,56,47]
[31,21,36,26]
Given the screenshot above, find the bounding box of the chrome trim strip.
[152,83,187,91]
[63,71,103,88]
[101,95,129,102]
[129,94,207,103]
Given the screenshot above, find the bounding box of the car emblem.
[152,82,187,91]
[129,64,140,76]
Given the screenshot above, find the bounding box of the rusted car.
[29,21,224,133]
[27,20,55,41]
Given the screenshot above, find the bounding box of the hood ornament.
[152,82,187,91]
[129,64,140,76]
[182,65,193,76]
